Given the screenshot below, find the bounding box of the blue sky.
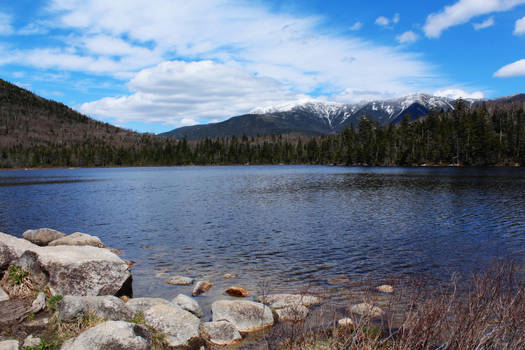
[0,0,524,133]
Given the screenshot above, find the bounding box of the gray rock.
[0,232,131,297]
[48,232,106,248]
[58,295,133,322]
[126,297,172,315]
[60,321,150,350]
[349,303,385,318]
[377,284,394,293]
[0,287,8,302]
[173,294,203,318]
[200,321,242,346]
[165,275,194,285]
[144,304,201,348]
[274,305,309,322]
[22,228,66,246]
[0,340,18,350]
[258,294,321,309]
[23,335,41,348]
[212,300,274,333]
[29,292,46,314]
[192,281,213,296]
[0,232,38,270]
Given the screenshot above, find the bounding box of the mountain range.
[161,93,524,140]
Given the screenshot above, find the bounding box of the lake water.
[1,165,524,307]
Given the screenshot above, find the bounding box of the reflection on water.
[1,166,524,309]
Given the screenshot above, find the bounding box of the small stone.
[173,294,203,317]
[223,273,234,279]
[200,321,242,346]
[29,292,46,314]
[350,303,385,318]
[377,284,394,293]
[48,232,106,248]
[22,228,66,246]
[166,275,194,285]
[0,287,8,302]
[338,318,354,327]
[212,300,274,333]
[23,335,41,348]
[275,305,309,322]
[0,340,19,350]
[225,286,250,298]
[192,281,213,296]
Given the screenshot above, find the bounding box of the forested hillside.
[0,78,524,168]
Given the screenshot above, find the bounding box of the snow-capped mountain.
[161,93,482,140]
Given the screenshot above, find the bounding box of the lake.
[1,165,524,307]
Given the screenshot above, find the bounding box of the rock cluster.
[0,229,374,348]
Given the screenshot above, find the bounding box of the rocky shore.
[2,229,369,349]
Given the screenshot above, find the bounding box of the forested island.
[1,79,524,168]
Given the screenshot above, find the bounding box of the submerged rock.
[377,284,394,293]
[126,297,172,315]
[22,228,66,246]
[225,286,250,298]
[192,281,213,296]
[48,232,106,248]
[200,321,242,346]
[350,303,385,318]
[212,300,274,333]
[58,295,133,322]
[258,294,321,309]
[173,294,203,317]
[223,273,234,279]
[337,318,355,327]
[61,321,150,350]
[165,275,194,285]
[143,304,201,348]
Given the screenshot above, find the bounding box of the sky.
[0,0,524,134]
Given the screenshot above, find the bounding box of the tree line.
[1,99,524,168]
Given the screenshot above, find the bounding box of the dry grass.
[0,265,36,298]
[261,263,525,350]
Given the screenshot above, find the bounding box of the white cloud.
[393,13,400,24]
[515,16,525,35]
[494,59,525,77]
[396,31,419,44]
[434,88,484,99]
[375,16,390,27]
[79,60,313,126]
[0,12,13,35]
[473,16,495,30]
[349,21,363,31]
[424,0,525,38]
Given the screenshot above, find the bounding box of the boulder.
[338,318,354,327]
[165,275,194,285]
[377,285,394,293]
[22,228,66,246]
[36,245,131,296]
[48,232,106,248]
[58,295,133,322]
[258,294,321,309]
[0,232,131,297]
[23,335,41,348]
[60,321,150,350]
[173,294,203,318]
[126,297,172,315]
[0,340,18,350]
[212,300,274,333]
[0,287,8,302]
[200,321,242,346]
[0,232,38,270]
[192,281,213,296]
[274,305,309,322]
[349,303,385,318]
[143,304,201,348]
[225,286,250,298]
